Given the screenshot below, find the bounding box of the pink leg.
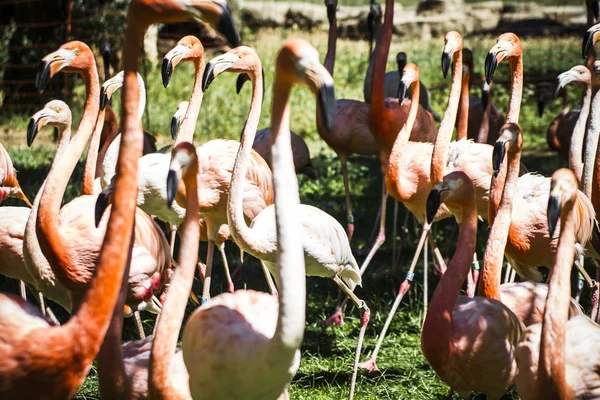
[201,240,215,305]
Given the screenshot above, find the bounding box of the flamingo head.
[583,23,600,59]
[171,101,190,140]
[548,168,579,239]
[485,32,521,85]
[426,171,473,224]
[397,63,420,105]
[162,35,204,88]
[167,142,198,208]
[27,100,71,147]
[492,122,522,177]
[325,0,337,24]
[441,31,463,79]
[36,41,94,93]
[555,66,590,98]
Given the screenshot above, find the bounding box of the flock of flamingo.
[1,0,600,398]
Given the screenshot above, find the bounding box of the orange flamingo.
[35,41,170,319]
[515,168,600,400]
[0,0,167,392]
[181,38,351,400]
[421,170,524,399]
[486,33,596,281]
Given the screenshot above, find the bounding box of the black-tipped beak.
[484,52,498,85]
[481,85,489,110]
[216,3,240,48]
[236,73,250,94]
[583,30,594,60]
[397,80,408,104]
[594,1,600,21]
[441,52,451,79]
[94,189,110,228]
[492,141,507,177]
[36,60,51,94]
[100,85,109,110]
[318,82,336,132]
[166,169,178,208]
[547,195,561,239]
[426,189,442,224]
[537,99,545,118]
[162,58,173,88]
[202,61,217,91]
[27,118,39,147]
[326,3,336,24]
[171,116,180,140]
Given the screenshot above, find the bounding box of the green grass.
[0,28,591,399]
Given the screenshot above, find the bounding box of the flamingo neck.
[268,76,306,359]
[506,56,523,124]
[83,108,106,195]
[431,50,463,185]
[584,87,600,201]
[421,189,478,369]
[227,68,271,259]
[369,0,393,124]
[23,122,72,309]
[560,89,570,116]
[150,161,199,398]
[63,16,144,379]
[456,69,469,141]
[386,78,420,201]
[324,11,337,76]
[477,84,492,144]
[175,58,204,145]
[95,106,118,179]
[536,198,576,399]
[569,82,591,183]
[363,14,382,103]
[480,147,522,299]
[37,66,100,292]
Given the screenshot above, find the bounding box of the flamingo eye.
[74,48,81,55]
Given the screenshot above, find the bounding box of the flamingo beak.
[583,24,600,59]
[426,187,449,224]
[481,81,490,110]
[326,0,336,24]
[100,79,122,110]
[236,73,250,94]
[397,79,408,104]
[171,115,181,140]
[94,186,113,228]
[492,140,507,177]
[36,48,77,93]
[166,168,181,208]
[441,50,452,79]
[317,81,336,132]
[27,117,42,148]
[202,51,239,91]
[162,44,189,88]
[547,193,561,239]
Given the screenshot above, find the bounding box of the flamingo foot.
[357,357,378,373]
[321,307,345,326]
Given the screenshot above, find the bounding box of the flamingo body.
[0,207,34,284]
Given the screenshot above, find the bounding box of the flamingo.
[515,168,600,400]
[165,40,273,303]
[34,41,171,322]
[0,143,32,207]
[180,38,347,400]
[486,33,596,282]
[540,86,577,155]
[363,2,438,120]
[171,99,318,180]
[421,170,524,399]
[457,48,504,144]
[0,0,162,391]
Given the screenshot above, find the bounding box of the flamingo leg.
[340,155,354,240]
[201,240,215,305]
[503,262,512,284]
[423,236,428,317]
[46,307,60,326]
[260,261,278,296]
[392,200,399,274]
[218,242,234,293]
[133,310,146,339]
[19,280,27,301]
[332,276,369,400]
[38,292,47,316]
[358,223,431,372]
[169,225,178,259]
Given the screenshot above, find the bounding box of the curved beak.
[397,79,408,104]
[202,51,239,91]
[303,58,336,132]
[215,2,241,48]
[555,71,576,98]
[441,42,456,79]
[171,103,188,140]
[547,192,561,239]
[27,109,53,147]
[36,48,76,93]
[481,81,490,110]
[584,24,600,59]
[236,73,251,94]
[94,185,113,227]
[166,168,181,208]
[485,43,506,85]
[317,79,336,133]
[100,78,122,110]
[326,0,336,24]
[492,140,507,177]
[179,0,240,47]
[426,187,447,224]
[162,44,190,88]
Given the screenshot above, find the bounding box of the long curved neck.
[386,79,420,199]
[59,15,144,377]
[569,82,591,183]
[149,164,199,398]
[431,50,463,185]
[23,123,72,298]
[175,58,204,145]
[477,84,492,143]
[506,56,523,124]
[421,192,477,369]
[83,108,106,195]
[370,0,393,115]
[95,106,118,178]
[363,16,382,103]
[324,12,337,76]
[267,76,306,360]
[536,199,576,399]
[37,66,100,292]
[583,88,600,201]
[456,69,469,140]
[480,147,522,299]
[228,70,271,258]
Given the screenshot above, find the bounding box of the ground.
[0,28,587,399]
